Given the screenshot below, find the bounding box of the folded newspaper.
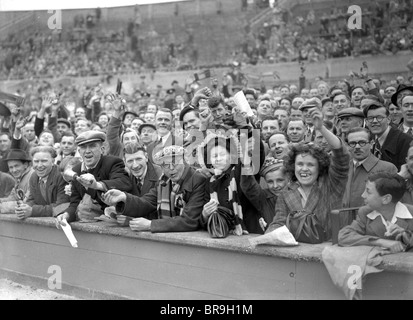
[249,226,299,247]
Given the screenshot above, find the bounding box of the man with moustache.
[103,145,207,233]
[342,127,397,208]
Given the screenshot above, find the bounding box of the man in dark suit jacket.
[103,145,208,233]
[15,146,70,219]
[57,131,132,224]
[146,108,183,164]
[123,142,162,197]
[364,102,413,171]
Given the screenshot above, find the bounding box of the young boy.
[339,172,413,253]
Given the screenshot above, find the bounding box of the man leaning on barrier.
[103,145,208,233]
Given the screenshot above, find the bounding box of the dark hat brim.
[391,86,413,107]
[138,123,156,134]
[0,102,11,117]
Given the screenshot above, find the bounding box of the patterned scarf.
[210,166,244,236]
[157,165,190,219]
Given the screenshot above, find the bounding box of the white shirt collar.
[158,132,171,145]
[403,124,413,133]
[367,202,413,226]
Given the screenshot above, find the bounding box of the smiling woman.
[266,108,350,244]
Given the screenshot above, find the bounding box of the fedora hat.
[391,84,413,107]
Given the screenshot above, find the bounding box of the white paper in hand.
[233,91,254,117]
[61,219,78,248]
[249,226,298,247]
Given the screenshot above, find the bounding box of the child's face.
[361,181,384,210]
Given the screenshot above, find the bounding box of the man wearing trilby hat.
[103,145,207,233]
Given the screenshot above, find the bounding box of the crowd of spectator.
[235,0,413,65]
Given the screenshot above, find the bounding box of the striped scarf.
[157,166,190,219]
[210,166,244,236]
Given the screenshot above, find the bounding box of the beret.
[153,145,185,163]
[138,123,156,134]
[57,118,71,128]
[75,130,106,146]
[337,107,365,119]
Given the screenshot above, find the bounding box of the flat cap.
[75,130,106,146]
[299,97,321,110]
[138,123,156,134]
[141,92,151,98]
[153,145,185,163]
[57,118,71,128]
[337,107,365,119]
[166,88,175,95]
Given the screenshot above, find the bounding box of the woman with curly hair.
[266,107,350,243]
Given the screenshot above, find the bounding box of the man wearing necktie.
[15,146,70,219]
[146,108,183,164]
[364,102,412,171]
[342,127,397,208]
[103,145,207,233]
[123,142,162,197]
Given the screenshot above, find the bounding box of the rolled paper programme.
[233,90,254,117]
[61,219,78,248]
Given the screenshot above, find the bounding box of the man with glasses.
[103,145,207,233]
[342,127,397,208]
[364,103,412,170]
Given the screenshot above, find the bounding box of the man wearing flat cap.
[299,97,321,142]
[103,145,207,233]
[56,130,133,225]
[337,107,365,142]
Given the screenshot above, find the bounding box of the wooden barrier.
[0,214,412,300]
